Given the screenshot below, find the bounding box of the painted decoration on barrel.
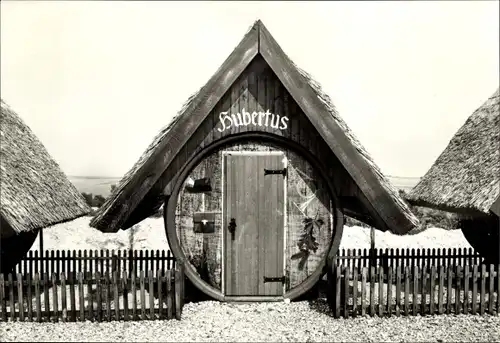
[175,141,334,292]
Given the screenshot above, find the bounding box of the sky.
[1,1,498,178]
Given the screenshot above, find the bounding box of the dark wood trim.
[0,229,39,274]
[407,198,490,219]
[257,21,414,235]
[489,195,500,218]
[460,217,499,264]
[103,24,259,232]
[165,132,344,302]
[339,196,378,227]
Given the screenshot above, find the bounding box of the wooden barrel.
[165,140,344,302]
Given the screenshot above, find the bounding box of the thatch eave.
[0,100,92,235]
[407,88,500,216]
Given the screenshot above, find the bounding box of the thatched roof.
[90,20,418,234]
[407,88,500,217]
[0,100,91,235]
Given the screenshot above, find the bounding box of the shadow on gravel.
[307,298,334,317]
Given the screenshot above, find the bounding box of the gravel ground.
[1,300,499,342]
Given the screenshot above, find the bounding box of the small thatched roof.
[90,20,418,235]
[407,88,500,217]
[0,100,91,235]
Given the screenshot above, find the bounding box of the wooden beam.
[100,24,259,232]
[407,198,489,219]
[258,21,414,234]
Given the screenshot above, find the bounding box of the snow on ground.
[30,216,472,253]
[30,217,170,253]
[340,225,472,250]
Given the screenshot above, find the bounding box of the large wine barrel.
[460,215,499,265]
[0,230,38,275]
[165,140,344,302]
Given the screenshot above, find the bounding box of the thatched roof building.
[90,20,418,235]
[0,100,91,239]
[407,88,500,217]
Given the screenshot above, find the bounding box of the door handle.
[228,218,236,241]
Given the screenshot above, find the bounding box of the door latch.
[228,218,236,241]
[264,168,287,177]
[263,276,287,284]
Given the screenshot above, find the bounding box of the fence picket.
[438,266,444,314]
[29,251,34,279]
[78,273,85,322]
[6,274,13,321]
[446,266,452,314]
[52,273,58,322]
[27,274,33,321]
[343,267,349,318]
[488,264,494,314]
[430,266,436,315]
[472,265,478,315]
[378,267,384,317]
[23,252,28,276]
[56,251,61,279]
[15,274,24,321]
[334,265,341,319]
[61,251,66,279]
[35,274,41,322]
[105,250,110,278]
[61,273,67,322]
[113,271,120,321]
[105,273,111,322]
[370,266,375,316]
[34,251,39,276]
[95,272,102,322]
[87,273,93,321]
[89,251,93,280]
[404,266,410,316]
[99,250,104,276]
[158,269,164,320]
[117,251,122,278]
[131,271,137,320]
[140,270,146,320]
[161,251,166,274]
[149,270,155,320]
[395,266,401,317]
[77,251,82,279]
[455,265,461,315]
[480,264,486,315]
[69,274,76,322]
[43,273,50,321]
[420,266,426,315]
[387,266,393,317]
[72,250,77,281]
[412,266,418,315]
[123,271,129,322]
[50,251,55,279]
[463,265,469,314]
[166,269,173,320]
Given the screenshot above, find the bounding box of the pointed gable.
[90,20,418,234]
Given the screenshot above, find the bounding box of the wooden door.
[223,152,285,296]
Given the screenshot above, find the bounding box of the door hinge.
[264,168,287,177]
[263,276,287,284]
